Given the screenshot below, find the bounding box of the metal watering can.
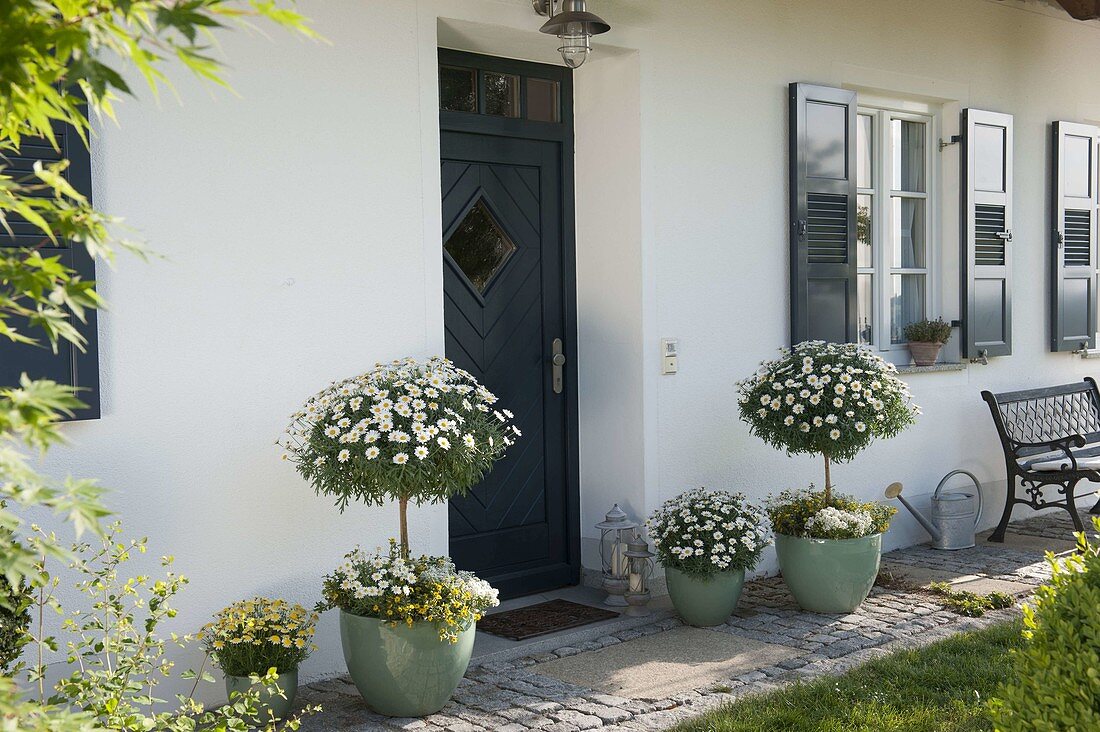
[884,470,983,550]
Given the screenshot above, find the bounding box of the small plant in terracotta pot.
[903,318,952,366]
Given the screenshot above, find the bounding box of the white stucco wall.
[29,0,1100,689]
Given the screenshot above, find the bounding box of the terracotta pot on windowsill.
[908,341,944,367]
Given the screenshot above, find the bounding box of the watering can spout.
[884,482,941,542]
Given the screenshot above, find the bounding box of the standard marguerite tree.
[283,357,518,717]
[736,340,919,613]
[283,356,519,556]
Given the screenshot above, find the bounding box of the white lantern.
[595,504,637,607]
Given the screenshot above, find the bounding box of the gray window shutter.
[789,82,857,345]
[0,123,100,419]
[961,109,1013,359]
[1050,120,1099,353]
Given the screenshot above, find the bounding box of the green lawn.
[673,621,1022,732]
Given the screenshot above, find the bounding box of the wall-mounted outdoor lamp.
[532,0,610,69]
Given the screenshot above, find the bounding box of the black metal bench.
[982,378,1100,541]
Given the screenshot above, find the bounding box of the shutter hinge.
[1055,230,1064,248]
[795,219,807,239]
[939,134,961,151]
[997,230,1013,242]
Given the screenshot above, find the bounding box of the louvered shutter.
[961,109,1013,359]
[789,83,857,345]
[1050,121,1099,353]
[0,125,100,419]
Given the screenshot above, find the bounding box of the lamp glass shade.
[558,33,590,68]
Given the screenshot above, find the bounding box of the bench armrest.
[1013,434,1088,470]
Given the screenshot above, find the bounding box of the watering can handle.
[933,469,983,529]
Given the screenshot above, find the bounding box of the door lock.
[551,338,566,394]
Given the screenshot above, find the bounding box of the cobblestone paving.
[298,511,1087,732]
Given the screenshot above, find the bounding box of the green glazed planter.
[774,532,882,613]
[664,566,746,626]
[340,610,475,717]
[224,669,297,723]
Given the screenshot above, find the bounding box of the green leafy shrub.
[767,487,895,539]
[24,524,319,731]
[989,522,1100,730]
[646,488,770,578]
[903,317,952,344]
[0,575,29,672]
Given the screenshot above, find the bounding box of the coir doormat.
[478,599,620,641]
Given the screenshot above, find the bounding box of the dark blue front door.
[440,50,578,598]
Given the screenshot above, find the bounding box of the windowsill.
[895,362,966,375]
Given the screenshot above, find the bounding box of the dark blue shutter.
[0,125,100,419]
[789,83,857,345]
[1050,121,1098,353]
[961,109,1013,360]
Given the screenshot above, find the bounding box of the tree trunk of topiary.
[823,454,833,505]
[399,497,410,558]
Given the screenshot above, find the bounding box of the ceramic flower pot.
[664,566,746,627]
[907,341,943,366]
[774,533,882,613]
[340,611,475,717]
[224,669,298,722]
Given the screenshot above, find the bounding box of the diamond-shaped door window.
[445,199,517,293]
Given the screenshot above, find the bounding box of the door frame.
[438,48,581,593]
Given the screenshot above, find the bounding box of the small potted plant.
[282,356,518,717]
[903,317,952,366]
[201,597,318,723]
[737,341,919,613]
[646,488,768,626]
[318,542,499,716]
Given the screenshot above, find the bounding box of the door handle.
[551,338,565,394]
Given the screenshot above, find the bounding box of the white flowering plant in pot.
[645,489,769,626]
[645,489,769,577]
[283,356,519,557]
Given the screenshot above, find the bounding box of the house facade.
[16,0,1100,683]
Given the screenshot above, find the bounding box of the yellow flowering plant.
[318,540,499,643]
[201,598,318,677]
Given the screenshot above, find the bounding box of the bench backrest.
[982,378,1100,457]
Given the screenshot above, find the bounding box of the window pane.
[527,78,560,122]
[484,72,520,117]
[858,273,874,346]
[857,114,873,189]
[891,197,926,268]
[890,274,926,344]
[444,200,517,293]
[891,119,926,192]
[857,194,873,268]
[440,66,476,112]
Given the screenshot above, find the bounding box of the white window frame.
[856,98,942,357]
